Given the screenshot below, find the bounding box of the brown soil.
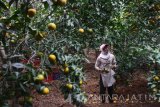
[33,63,160,107]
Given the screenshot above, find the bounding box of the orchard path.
[33,63,160,107]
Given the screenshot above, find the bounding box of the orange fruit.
[49,54,56,62]
[42,87,49,94]
[66,83,73,89]
[56,0,67,6]
[48,23,56,30]
[34,74,44,81]
[64,67,69,73]
[79,80,83,85]
[88,28,93,32]
[37,74,44,81]
[154,76,159,81]
[79,28,84,33]
[27,8,36,17]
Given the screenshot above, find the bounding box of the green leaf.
[43,1,49,9]
[14,72,19,79]
[0,1,8,10]
[31,69,36,77]
[9,0,15,8]
[147,82,152,86]
[19,83,26,92]
[147,77,153,81]
[151,84,156,88]
[1,102,9,107]
[156,93,160,96]
[8,10,20,20]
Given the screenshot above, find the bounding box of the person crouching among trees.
[95,44,117,103]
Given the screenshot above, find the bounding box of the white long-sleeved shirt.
[95,52,116,87]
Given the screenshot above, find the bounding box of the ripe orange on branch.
[27,8,36,17]
[37,74,44,81]
[48,54,56,63]
[88,28,93,33]
[42,87,50,94]
[36,86,50,94]
[154,76,159,81]
[78,28,84,33]
[34,74,44,82]
[48,23,56,30]
[79,80,83,85]
[56,0,68,6]
[64,67,69,73]
[66,83,73,90]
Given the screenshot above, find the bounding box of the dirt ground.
[33,63,160,107]
[1,52,160,107]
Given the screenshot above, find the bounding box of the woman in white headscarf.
[95,44,117,103]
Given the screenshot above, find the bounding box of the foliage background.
[0,0,160,106]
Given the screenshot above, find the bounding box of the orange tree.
[71,0,160,101]
[0,0,88,106]
[102,0,160,101]
[79,0,159,75]
[0,0,160,106]
[68,0,159,74]
[107,0,160,74]
[70,0,159,80]
[106,0,160,101]
[147,47,160,102]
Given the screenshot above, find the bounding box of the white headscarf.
[99,44,107,51]
[99,44,111,59]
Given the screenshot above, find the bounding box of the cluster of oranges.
[27,1,93,41]
[78,28,93,33]
[27,0,68,17]
[34,73,50,95]
[26,0,84,96]
[48,54,83,91]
